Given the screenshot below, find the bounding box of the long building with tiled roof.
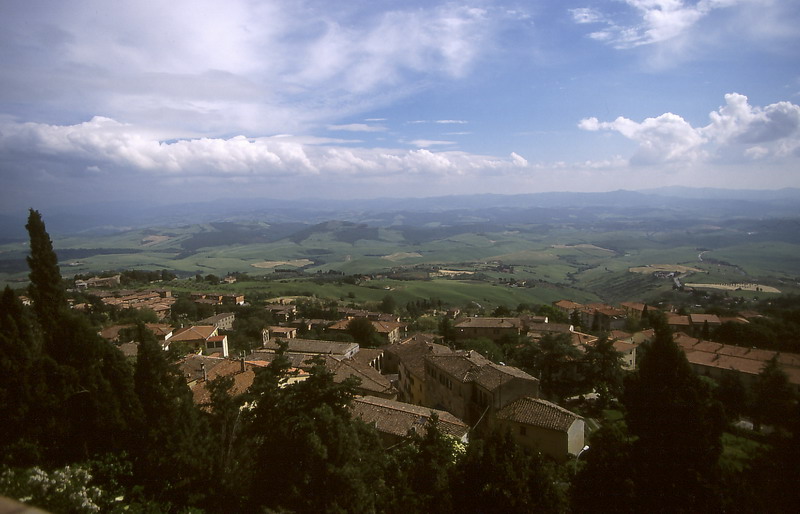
[351,395,469,447]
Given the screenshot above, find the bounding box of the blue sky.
[1,0,799,211]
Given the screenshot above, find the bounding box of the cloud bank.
[579,93,800,165]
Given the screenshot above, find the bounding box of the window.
[519,426,527,436]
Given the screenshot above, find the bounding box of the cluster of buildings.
[96,291,800,462]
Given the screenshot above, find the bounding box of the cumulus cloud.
[579,93,800,164]
[0,117,528,186]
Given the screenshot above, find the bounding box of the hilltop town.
[2,211,799,513]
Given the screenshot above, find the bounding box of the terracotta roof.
[351,395,469,440]
[690,313,721,325]
[528,322,573,334]
[470,363,538,390]
[198,312,235,325]
[323,355,395,397]
[495,397,582,432]
[454,317,521,329]
[427,352,492,382]
[262,338,358,356]
[554,300,583,310]
[666,314,691,326]
[170,325,217,342]
[387,340,453,377]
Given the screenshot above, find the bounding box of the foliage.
[516,333,587,403]
[582,334,624,407]
[571,422,635,513]
[452,428,565,513]
[751,356,798,431]
[622,320,726,512]
[346,317,383,347]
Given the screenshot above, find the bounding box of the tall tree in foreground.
[133,324,210,506]
[622,318,725,512]
[25,209,66,334]
[452,428,564,513]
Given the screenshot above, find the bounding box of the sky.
[1,0,799,212]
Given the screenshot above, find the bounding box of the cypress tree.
[25,209,66,334]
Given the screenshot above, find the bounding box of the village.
[77,274,800,464]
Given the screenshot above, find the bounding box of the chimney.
[201,362,207,382]
[240,355,245,373]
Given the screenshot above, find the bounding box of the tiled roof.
[554,300,583,310]
[471,363,538,390]
[495,397,582,432]
[170,325,217,342]
[198,312,235,324]
[689,313,721,325]
[427,352,491,382]
[454,317,521,329]
[323,355,395,396]
[387,340,453,376]
[351,396,469,439]
[527,322,573,334]
[262,338,358,356]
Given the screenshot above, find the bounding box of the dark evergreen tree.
[517,332,587,403]
[346,317,381,347]
[452,428,564,513]
[133,324,210,506]
[752,356,797,431]
[246,355,386,512]
[583,334,624,407]
[572,422,635,513]
[622,319,725,512]
[25,209,66,334]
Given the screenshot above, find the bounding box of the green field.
[2,218,799,305]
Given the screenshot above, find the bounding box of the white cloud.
[572,0,743,49]
[579,93,800,164]
[435,120,469,124]
[409,139,456,148]
[0,117,532,186]
[570,7,604,24]
[327,123,386,132]
[0,0,500,137]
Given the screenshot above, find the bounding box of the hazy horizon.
[1,1,799,212]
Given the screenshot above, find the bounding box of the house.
[327,318,407,344]
[385,338,454,405]
[493,397,585,462]
[673,332,800,394]
[166,325,220,354]
[321,355,397,399]
[424,351,540,428]
[453,317,522,342]
[198,312,236,331]
[350,396,469,447]
[689,313,722,337]
[553,300,583,317]
[206,335,229,357]
[263,326,298,343]
[579,304,627,332]
[666,313,691,333]
[265,303,297,322]
[260,337,360,359]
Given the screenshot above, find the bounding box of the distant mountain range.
[1,187,799,241]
